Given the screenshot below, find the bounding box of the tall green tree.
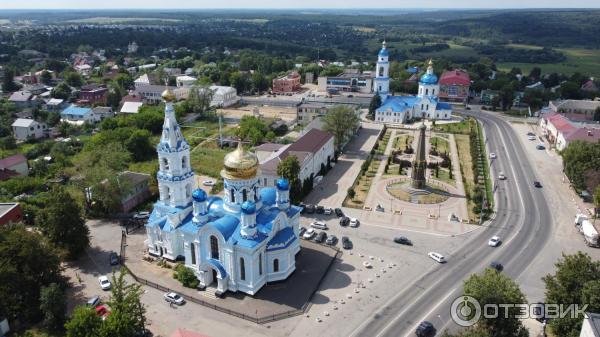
[368,94,382,120]
[277,155,303,203]
[544,252,600,337]
[1,67,20,92]
[65,306,103,337]
[40,283,66,331]
[101,270,147,337]
[561,141,600,191]
[323,105,360,152]
[125,129,154,162]
[0,224,63,327]
[40,70,53,85]
[594,186,600,217]
[64,72,83,88]
[38,187,89,259]
[237,115,269,146]
[51,82,72,100]
[463,269,529,337]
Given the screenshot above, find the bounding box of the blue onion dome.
[420,73,438,84]
[378,48,389,57]
[260,187,277,206]
[241,200,257,214]
[276,178,290,191]
[192,189,207,202]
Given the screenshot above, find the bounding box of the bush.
[173,264,199,288]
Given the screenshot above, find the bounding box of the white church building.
[145,89,301,296]
[374,41,452,124]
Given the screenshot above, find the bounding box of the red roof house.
[438,69,471,102]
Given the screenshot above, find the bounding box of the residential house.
[74,64,92,76]
[24,83,49,96]
[581,80,598,93]
[61,105,94,124]
[550,100,600,122]
[557,127,600,151]
[209,85,239,107]
[176,75,197,87]
[297,103,332,126]
[540,113,600,151]
[0,203,24,226]
[11,118,47,141]
[580,312,600,337]
[79,84,108,105]
[92,106,114,121]
[45,98,66,112]
[120,101,144,114]
[134,85,184,104]
[8,91,35,108]
[134,73,151,88]
[259,128,335,188]
[273,72,301,93]
[480,90,500,105]
[526,81,545,91]
[438,69,470,102]
[0,154,28,180]
[117,171,151,213]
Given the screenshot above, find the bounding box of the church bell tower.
[374,40,390,102]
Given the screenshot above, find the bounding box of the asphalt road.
[348,109,553,337]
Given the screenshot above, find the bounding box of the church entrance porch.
[198,259,228,297]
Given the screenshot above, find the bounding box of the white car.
[98,276,111,290]
[349,218,360,228]
[164,292,185,305]
[362,261,373,269]
[527,135,536,141]
[303,228,316,239]
[498,172,506,180]
[310,221,328,230]
[323,207,333,215]
[428,252,446,263]
[488,236,501,247]
[489,152,497,159]
[202,180,215,186]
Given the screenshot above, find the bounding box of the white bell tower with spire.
[156,89,195,208]
[374,40,390,101]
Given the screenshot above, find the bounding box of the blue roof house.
[145,90,301,296]
[61,105,94,124]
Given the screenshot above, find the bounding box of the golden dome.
[162,89,176,102]
[221,142,259,180]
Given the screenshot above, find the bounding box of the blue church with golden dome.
[373,41,452,124]
[145,90,301,296]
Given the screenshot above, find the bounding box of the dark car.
[415,321,436,337]
[334,208,344,217]
[393,236,412,245]
[534,181,542,188]
[536,144,545,150]
[314,231,327,243]
[342,236,353,250]
[325,235,338,246]
[132,211,150,221]
[299,226,307,237]
[340,216,350,227]
[490,261,504,272]
[305,204,316,214]
[109,252,120,266]
[316,205,325,214]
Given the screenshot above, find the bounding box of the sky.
[1,0,600,9]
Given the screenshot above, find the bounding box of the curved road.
[349,109,553,337]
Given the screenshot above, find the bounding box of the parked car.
[87,295,101,307]
[340,216,350,227]
[527,135,537,141]
[498,172,506,180]
[375,204,385,212]
[527,132,535,136]
[314,231,327,243]
[428,252,446,263]
[488,236,501,247]
[334,208,344,217]
[342,236,353,250]
[316,205,325,214]
[303,228,316,240]
[299,226,307,237]
[489,152,497,159]
[534,181,542,188]
[393,236,412,245]
[299,203,306,214]
[98,276,111,290]
[109,252,119,265]
[164,292,185,305]
[305,204,316,214]
[311,221,328,230]
[349,218,360,228]
[536,144,545,150]
[490,261,504,272]
[415,321,436,337]
[132,211,150,220]
[95,305,111,320]
[362,261,373,268]
[325,235,338,246]
[323,207,333,215]
[202,180,215,186]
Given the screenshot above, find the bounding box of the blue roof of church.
[212,215,239,240]
[420,73,438,84]
[286,205,302,218]
[241,200,256,214]
[207,258,227,278]
[256,206,280,226]
[437,102,452,110]
[232,229,267,248]
[267,227,296,251]
[192,189,207,202]
[377,96,420,113]
[276,178,289,191]
[260,187,277,206]
[378,48,389,57]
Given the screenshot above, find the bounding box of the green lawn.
[498,46,600,77]
[430,136,449,154]
[434,120,473,135]
[433,168,456,187]
[190,144,231,178]
[394,133,414,150]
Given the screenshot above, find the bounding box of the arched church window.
[164,186,170,201]
[421,104,424,110]
[186,184,191,199]
[242,189,247,202]
[162,158,169,171]
[273,259,279,272]
[426,104,429,110]
[230,188,235,203]
[254,187,259,201]
[190,243,196,265]
[432,89,435,95]
[240,257,246,281]
[426,88,429,95]
[379,67,384,77]
[259,253,263,275]
[181,156,187,170]
[210,236,219,260]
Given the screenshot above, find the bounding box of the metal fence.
[120,233,341,324]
